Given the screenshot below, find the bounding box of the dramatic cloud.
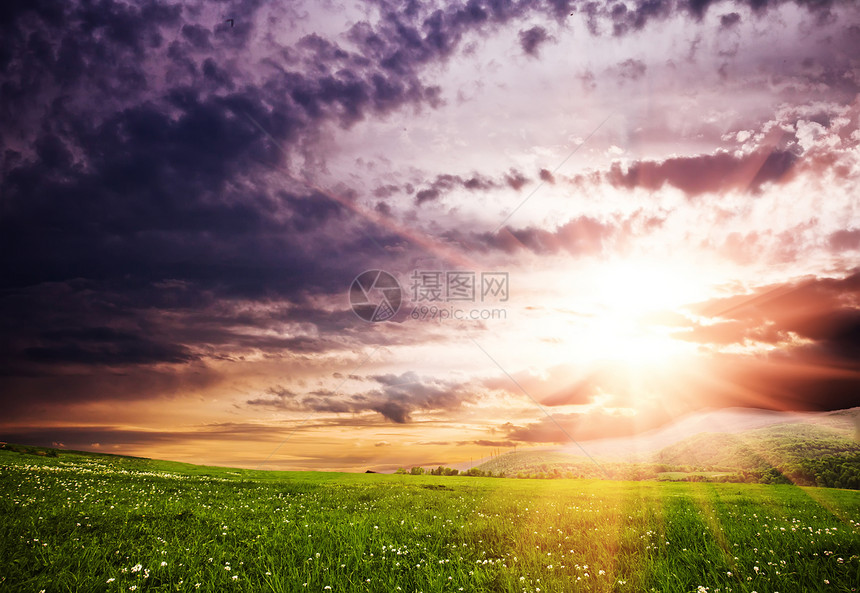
[412,172,500,205]
[1,0,858,469]
[519,26,552,56]
[685,270,860,358]
[247,372,478,423]
[606,149,798,196]
[720,12,742,28]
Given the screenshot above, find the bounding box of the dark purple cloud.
[606,148,798,196]
[519,26,552,56]
[0,0,477,419]
[374,172,501,205]
[22,327,196,366]
[720,12,742,28]
[455,214,631,256]
[247,371,477,423]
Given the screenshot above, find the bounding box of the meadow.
[0,448,858,593]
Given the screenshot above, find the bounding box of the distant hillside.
[654,422,859,470]
[474,450,610,479]
[550,407,817,460]
[547,406,859,460]
[476,411,860,488]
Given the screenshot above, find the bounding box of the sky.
[1,0,858,472]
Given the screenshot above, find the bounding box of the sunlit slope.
[654,422,859,470]
[476,419,860,486]
[474,450,611,478]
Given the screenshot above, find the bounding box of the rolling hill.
[654,421,859,470]
[475,408,860,488]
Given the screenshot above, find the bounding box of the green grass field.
[1,449,858,592]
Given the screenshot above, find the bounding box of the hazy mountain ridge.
[552,407,858,460]
[654,422,859,470]
[475,408,860,488]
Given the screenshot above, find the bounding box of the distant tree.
[394,467,407,474]
[409,466,425,475]
[760,467,791,485]
[428,466,458,476]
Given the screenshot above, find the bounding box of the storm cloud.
[247,372,478,423]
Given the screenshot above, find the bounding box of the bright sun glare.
[567,259,709,369]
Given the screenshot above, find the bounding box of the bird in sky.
[225,18,234,27]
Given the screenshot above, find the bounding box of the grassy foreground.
[0,449,858,592]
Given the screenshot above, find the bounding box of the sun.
[592,259,708,319]
[584,317,692,369]
[563,258,710,369]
